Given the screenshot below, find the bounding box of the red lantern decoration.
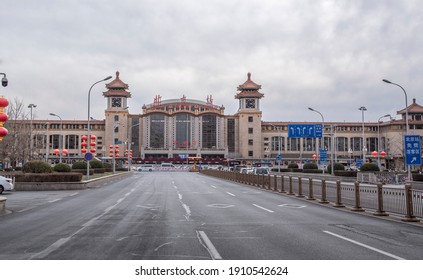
[90,141,96,147]
[62,149,68,155]
[115,154,120,158]
[81,142,88,147]
[81,148,87,154]
[371,151,378,157]
[81,135,87,141]
[0,112,8,126]
[0,96,9,108]
[90,148,96,153]
[115,149,119,153]
[109,153,114,157]
[90,135,97,140]
[54,149,60,155]
[380,151,387,157]
[312,154,317,159]
[0,127,8,141]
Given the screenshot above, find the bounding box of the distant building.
[4,71,423,170]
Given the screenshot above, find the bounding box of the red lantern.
[109,153,114,157]
[54,149,60,155]
[115,145,119,149]
[115,149,119,153]
[81,148,87,154]
[90,141,96,147]
[371,151,378,157]
[90,148,96,153]
[81,142,88,147]
[312,154,317,159]
[109,145,114,149]
[90,135,97,140]
[115,154,120,158]
[0,96,9,108]
[0,112,8,125]
[380,151,387,157]
[62,149,68,155]
[0,127,8,141]
[81,135,87,141]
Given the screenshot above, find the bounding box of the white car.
[0,176,14,194]
[137,165,154,172]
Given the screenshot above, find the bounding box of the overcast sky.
[1,0,422,123]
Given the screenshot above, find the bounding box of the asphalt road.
[0,172,422,260]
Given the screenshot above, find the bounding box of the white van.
[137,164,154,172]
[160,163,176,171]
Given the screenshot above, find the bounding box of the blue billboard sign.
[288,124,323,138]
[404,135,421,165]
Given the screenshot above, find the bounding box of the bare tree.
[0,98,31,169]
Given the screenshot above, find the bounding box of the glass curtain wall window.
[367,137,378,152]
[175,113,191,149]
[65,135,79,149]
[337,137,348,152]
[271,136,284,151]
[202,114,217,149]
[304,138,315,151]
[287,138,300,151]
[150,114,165,148]
[351,137,362,152]
[49,135,60,149]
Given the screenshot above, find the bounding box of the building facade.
[3,71,423,170]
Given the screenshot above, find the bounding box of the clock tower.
[235,72,264,160]
[103,71,131,154]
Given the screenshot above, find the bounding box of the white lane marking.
[154,242,174,252]
[323,231,406,260]
[48,199,61,203]
[226,192,236,197]
[31,186,138,259]
[210,185,217,189]
[253,204,274,213]
[18,207,36,213]
[69,192,79,197]
[197,231,222,260]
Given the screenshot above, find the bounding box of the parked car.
[254,167,270,175]
[137,164,154,172]
[233,165,247,172]
[0,176,14,194]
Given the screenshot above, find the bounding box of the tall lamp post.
[87,76,112,178]
[271,125,282,172]
[383,79,412,181]
[49,113,63,162]
[377,114,391,169]
[28,104,37,160]
[308,107,328,174]
[0,73,7,87]
[358,106,367,162]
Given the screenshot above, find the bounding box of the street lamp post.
[271,125,282,172]
[87,76,112,178]
[358,106,367,162]
[377,114,391,169]
[0,73,7,87]
[28,104,37,160]
[308,107,327,174]
[49,113,63,162]
[383,79,412,181]
[112,121,120,174]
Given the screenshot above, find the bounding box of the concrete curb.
[13,172,133,191]
[0,196,6,215]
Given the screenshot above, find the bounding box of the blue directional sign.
[404,135,421,165]
[356,159,363,168]
[288,124,323,138]
[275,154,282,163]
[319,148,327,164]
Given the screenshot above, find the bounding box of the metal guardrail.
[202,170,422,222]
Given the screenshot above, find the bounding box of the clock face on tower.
[245,99,255,109]
[111,97,122,107]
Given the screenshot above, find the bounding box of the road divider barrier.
[201,170,422,222]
